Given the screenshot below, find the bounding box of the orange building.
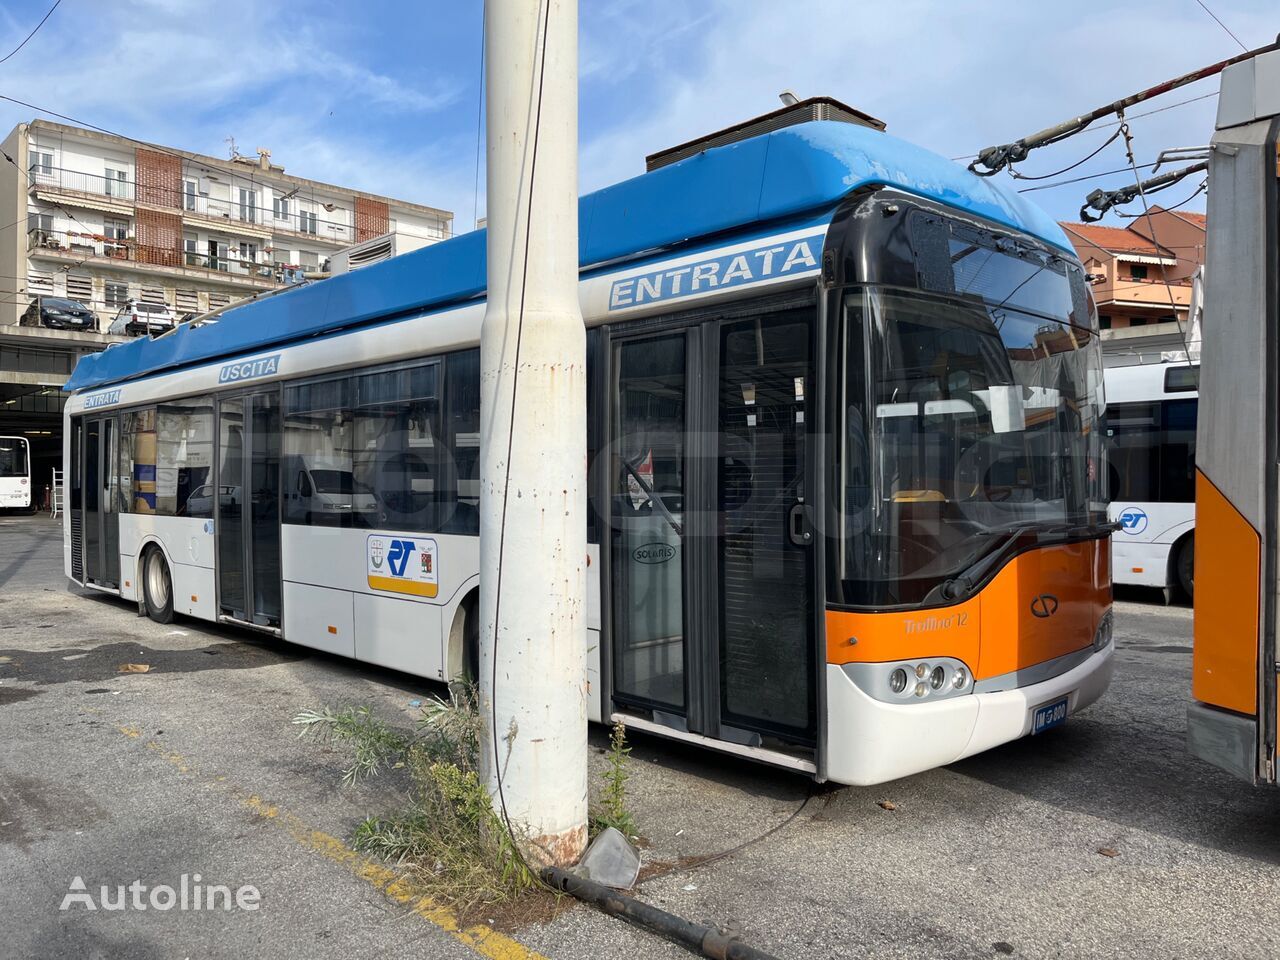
[1060,207,1205,363]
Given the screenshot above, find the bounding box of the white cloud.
[576,0,1279,221]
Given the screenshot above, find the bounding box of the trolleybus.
[0,435,33,511]
[62,116,1114,785]
[1104,360,1197,600]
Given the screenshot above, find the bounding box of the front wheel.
[1176,535,1194,601]
[143,547,175,624]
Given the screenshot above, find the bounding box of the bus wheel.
[143,547,174,624]
[462,598,479,687]
[1176,536,1194,601]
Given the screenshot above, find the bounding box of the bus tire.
[142,546,175,624]
[462,595,480,687]
[1175,535,1194,601]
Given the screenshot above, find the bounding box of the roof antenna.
[778,90,800,107]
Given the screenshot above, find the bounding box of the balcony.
[27,229,286,287]
[27,166,357,244]
[28,165,135,212]
[1090,274,1192,311]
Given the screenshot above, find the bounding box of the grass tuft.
[294,688,541,914]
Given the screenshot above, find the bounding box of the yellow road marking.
[115,725,549,960]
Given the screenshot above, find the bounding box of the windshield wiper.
[927,519,1120,604]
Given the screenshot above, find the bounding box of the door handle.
[788,501,811,547]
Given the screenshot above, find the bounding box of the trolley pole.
[479,0,588,866]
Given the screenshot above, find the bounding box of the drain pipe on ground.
[541,867,784,960]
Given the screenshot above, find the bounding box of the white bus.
[62,115,1115,786]
[1104,361,1198,599]
[0,435,33,511]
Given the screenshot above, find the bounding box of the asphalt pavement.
[1,512,1277,960]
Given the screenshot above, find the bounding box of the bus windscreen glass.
[837,288,1106,607]
[0,438,29,478]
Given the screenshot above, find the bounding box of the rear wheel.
[1176,535,1194,601]
[143,547,174,624]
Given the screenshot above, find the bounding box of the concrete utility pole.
[479,0,588,865]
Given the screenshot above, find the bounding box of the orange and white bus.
[62,107,1113,785]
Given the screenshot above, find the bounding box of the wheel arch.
[444,579,480,683]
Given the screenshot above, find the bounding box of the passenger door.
[80,415,121,589]
[607,304,817,748]
[216,389,282,627]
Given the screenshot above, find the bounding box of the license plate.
[1032,696,1069,734]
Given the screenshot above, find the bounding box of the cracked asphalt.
[1,513,1277,959]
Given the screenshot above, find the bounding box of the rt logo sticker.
[1118,507,1148,536]
[367,534,438,598]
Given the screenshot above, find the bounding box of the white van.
[283,455,375,524]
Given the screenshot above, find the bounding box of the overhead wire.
[949,90,1220,163]
[1116,116,1196,356]
[1193,0,1248,52]
[471,2,486,233]
[0,0,62,66]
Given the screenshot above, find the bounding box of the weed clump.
[591,720,638,841]
[294,687,538,912]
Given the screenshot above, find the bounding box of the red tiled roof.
[1059,221,1168,257]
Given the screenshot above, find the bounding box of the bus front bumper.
[824,643,1115,786]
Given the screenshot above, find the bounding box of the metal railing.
[28,228,287,285]
[29,166,359,240]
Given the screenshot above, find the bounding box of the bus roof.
[66,120,1071,394]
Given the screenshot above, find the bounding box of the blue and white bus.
[62,116,1114,786]
[1104,360,1198,600]
[0,435,33,511]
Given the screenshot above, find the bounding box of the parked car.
[183,484,240,516]
[20,296,98,331]
[108,300,176,337]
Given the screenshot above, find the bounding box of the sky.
[0,0,1275,233]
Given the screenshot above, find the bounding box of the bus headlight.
[845,657,975,704]
[1093,609,1114,651]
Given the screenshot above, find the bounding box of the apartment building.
[0,119,452,472]
[1060,207,1206,364]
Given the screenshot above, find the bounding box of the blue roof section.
[67,121,1070,393]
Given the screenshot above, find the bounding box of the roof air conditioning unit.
[327,231,435,276]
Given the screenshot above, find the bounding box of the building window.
[66,273,92,304]
[29,150,53,177]
[175,289,199,313]
[273,197,290,220]
[207,240,228,272]
[298,251,318,272]
[104,167,128,199]
[238,188,257,223]
[141,286,166,305]
[104,281,128,309]
[27,212,53,240]
[1098,314,1112,330]
[208,292,231,309]
[299,210,317,234]
[1129,264,1149,281]
[238,242,258,265]
[183,179,198,212]
[183,233,200,267]
[103,217,129,259]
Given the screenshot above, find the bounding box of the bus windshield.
[0,438,28,478]
[837,287,1106,607]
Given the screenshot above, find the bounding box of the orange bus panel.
[826,539,1110,679]
[1192,470,1260,716]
